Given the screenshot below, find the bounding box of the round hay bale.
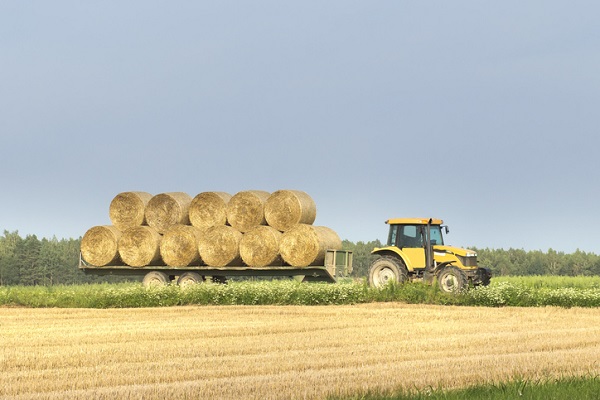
[264,190,317,231]
[240,225,283,267]
[279,224,342,267]
[118,226,162,267]
[145,192,192,234]
[80,225,121,266]
[226,190,270,232]
[198,225,243,267]
[109,192,152,231]
[189,192,232,230]
[160,225,203,267]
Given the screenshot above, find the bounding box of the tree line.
[1,231,599,286]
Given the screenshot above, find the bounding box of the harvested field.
[1,304,599,400]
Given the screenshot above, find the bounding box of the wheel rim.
[440,273,459,292]
[374,267,396,287]
[147,277,165,287]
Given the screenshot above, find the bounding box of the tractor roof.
[385,218,443,225]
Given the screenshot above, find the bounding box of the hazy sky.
[1,2,599,253]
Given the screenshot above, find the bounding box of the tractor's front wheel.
[368,256,408,288]
[437,266,468,293]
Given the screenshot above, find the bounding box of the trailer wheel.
[142,271,170,288]
[437,266,467,293]
[177,272,203,288]
[368,256,408,288]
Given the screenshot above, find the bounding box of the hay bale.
[145,192,192,234]
[240,225,283,267]
[279,224,342,267]
[160,225,203,267]
[226,190,270,232]
[109,192,152,231]
[198,225,243,267]
[118,226,162,267]
[189,192,232,230]
[264,190,317,231]
[80,225,121,266]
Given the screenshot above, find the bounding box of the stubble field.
[2,303,600,400]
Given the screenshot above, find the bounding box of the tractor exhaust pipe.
[424,218,435,284]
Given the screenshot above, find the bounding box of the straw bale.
[198,225,243,267]
[145,192,192,234]
[109,192,152,231]
[189,192,232,230]
[80,225,121,266]
[264,190,317,231]
[279,224,342,267]
[240,225,283,267]
[160,225,203,267]
[118,226,162,267]
[226,190,270,232]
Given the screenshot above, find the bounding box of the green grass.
[1,276,600,308]
[496,275,600,289]
[335,375,600,400]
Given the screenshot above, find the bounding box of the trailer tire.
[368,256,408,288]
[177,272,203,288]
[437,266,467,293]
[142,271,170,288]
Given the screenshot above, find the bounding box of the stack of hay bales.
[80,189,342,268]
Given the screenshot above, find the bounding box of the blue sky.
[1,2,599,252]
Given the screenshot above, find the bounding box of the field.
[2,302,600,399]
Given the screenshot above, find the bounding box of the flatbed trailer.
[79,249,353,287]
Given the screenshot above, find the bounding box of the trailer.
[79,249,353,287]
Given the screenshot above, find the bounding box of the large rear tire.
[437,266,468,293]
[368,256,408,288]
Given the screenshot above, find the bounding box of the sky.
[1,2,599,253]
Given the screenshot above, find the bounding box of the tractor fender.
[371,247,416,272]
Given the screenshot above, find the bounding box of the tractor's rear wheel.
[437,266,468,293]
[368,256,408,288]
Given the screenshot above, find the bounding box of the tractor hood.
[433,245,476,258]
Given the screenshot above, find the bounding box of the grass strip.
[335,375,600,400]
[2,278,600,308]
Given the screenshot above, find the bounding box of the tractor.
[368,218,491,293]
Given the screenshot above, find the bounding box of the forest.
[1,230,599,286]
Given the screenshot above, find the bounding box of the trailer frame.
[79,249,353,285]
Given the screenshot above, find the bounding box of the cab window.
[398,225,423,248]
[429,226,444,245]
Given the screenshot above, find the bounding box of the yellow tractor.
[368,218,491,293]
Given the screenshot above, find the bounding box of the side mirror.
[444,226,449,234]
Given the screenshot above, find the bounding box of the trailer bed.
[80,249,353,284]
